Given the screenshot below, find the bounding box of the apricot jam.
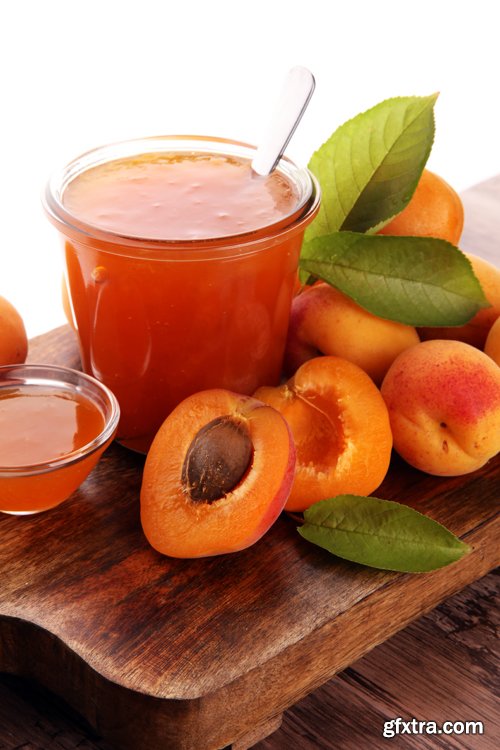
[0,385,104,467]
[62,152,299,240]
[0,365,119,515]
[44,136,320,452]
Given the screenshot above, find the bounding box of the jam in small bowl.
[0,364,119,515]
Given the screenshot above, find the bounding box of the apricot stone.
[140,389,295,558]
[0,295,28,365]
[255,356,393,511]
[418,254,500,348]
[181,416,253,503]
[381,339,500,476]
[285,282,419,384]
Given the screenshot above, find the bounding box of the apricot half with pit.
[254,356,393,512]
[140,389,296,558]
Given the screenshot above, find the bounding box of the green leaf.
[305,94,437,239]
[299,232,489,326]
[298,495,470,573]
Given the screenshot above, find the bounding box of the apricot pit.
[140,389,296,558]
[181,416,253,503]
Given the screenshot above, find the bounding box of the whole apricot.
[285,282,420,385]
[255,356,393,511]
[379,169,464,245]
[0,295,28,365]
[484,316,500,366]
[140,389,295,558]
[419,254,500,349]
[381,339,500,476]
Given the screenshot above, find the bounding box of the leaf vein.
[307,521,462,551]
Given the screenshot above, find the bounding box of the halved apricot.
[140,389,295,558]
[254,356,393,512]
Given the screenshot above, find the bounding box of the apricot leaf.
[299,495,470,573]
[305,94,437,239]
[299,232,488,326]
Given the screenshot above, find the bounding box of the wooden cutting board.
[1,176,499,750]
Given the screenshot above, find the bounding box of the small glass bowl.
[0,364,120,515]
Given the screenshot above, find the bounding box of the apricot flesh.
[381,340,500,476]
[418,254,500,349]
[140,389,295,558]
[0,295,28,365]
[255,356,393,511]
[285,282,420,385]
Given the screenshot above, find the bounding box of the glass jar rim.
[42,135,320,260]
[0,364,120,475]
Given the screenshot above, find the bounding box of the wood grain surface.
[1,569,497,749]
[1,176,499,749]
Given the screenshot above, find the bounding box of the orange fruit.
[254,356,393,511]
[285,281,420,385]
[484,317,500,366]
[140,389,295,558]
[419,254,500,349]
[0,295,28,365]
[381,340,500,476]
[379,169,464,245]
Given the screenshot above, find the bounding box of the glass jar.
[43,136,320,452]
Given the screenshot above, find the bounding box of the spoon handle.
[251,66,315,177]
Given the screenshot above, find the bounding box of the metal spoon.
[251,66,316,177]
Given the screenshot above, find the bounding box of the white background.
[2,0,499,338]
